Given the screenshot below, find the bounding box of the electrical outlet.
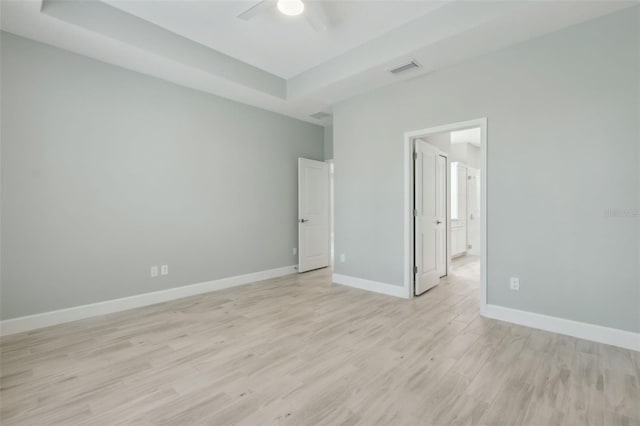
[161,265,169,276]
[150,266,159,278]
[510,277,520,291]
[340,253,346,263]
[293,248,297,256]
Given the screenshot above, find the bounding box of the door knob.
[436,220,442,224]
[300,219,309,223]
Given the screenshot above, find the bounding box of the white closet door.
[450,162,468,257]
[436,155,447,278]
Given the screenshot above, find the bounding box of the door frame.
[403,118,488,314]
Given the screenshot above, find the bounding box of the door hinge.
[413,209,417,217]
[413,266,418,274]
[413,152,417,161]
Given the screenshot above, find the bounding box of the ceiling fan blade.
[237,0,277,21]
[304,1,331,32]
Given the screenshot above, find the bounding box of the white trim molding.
[332,274,409,299]
[0,265,297,336]
[484,304,640,352]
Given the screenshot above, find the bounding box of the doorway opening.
[404,119,487,313]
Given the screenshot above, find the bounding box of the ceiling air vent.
[389,60,421,75]
[310,112,331,120]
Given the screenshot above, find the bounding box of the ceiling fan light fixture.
[277,0,304,16]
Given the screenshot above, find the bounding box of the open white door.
[298,158,330,273]
[415,141,447,295]
[436,154,448,277]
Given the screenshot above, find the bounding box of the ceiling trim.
[42,0,286,99]
[1,0,636,126]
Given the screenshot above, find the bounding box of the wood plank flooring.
[1,257,639,425]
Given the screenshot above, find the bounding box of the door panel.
[415,141,446,295]
[457,164,468,255]
[450,162,468,257]
[298,158,329,273]
[436,154,447,277]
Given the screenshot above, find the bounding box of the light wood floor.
[1,257,639,425]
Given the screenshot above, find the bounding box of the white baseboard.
[332,273,409,299]
[483,304,640,352]
[0,265,297,336]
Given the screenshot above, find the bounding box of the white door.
[450,162,468,257]
[467,168,481,256]
[436,154,447,277]
[414,141,447,295]
[298,158,330,273]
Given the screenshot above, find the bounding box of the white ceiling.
[104,0,447,79]
[1,1,636,126]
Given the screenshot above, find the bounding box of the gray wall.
[333,9,639,332]
[0,32,324,319]
[324,126,334,160]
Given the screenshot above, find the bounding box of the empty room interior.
[0,0,639,425]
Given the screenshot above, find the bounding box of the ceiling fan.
[237,0,331,32]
